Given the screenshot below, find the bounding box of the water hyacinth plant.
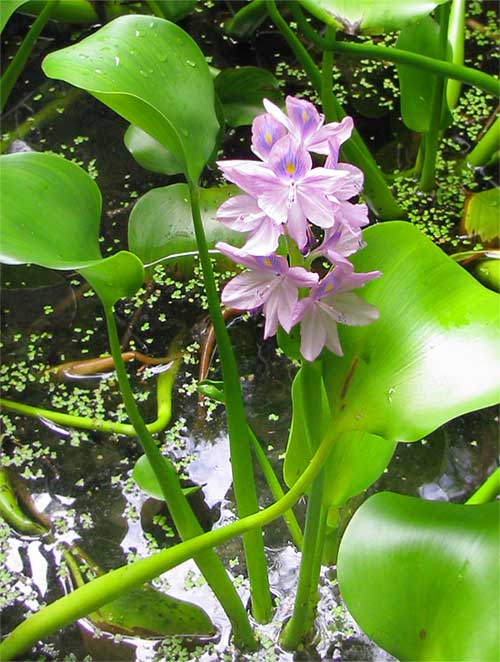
[1,3,499,661]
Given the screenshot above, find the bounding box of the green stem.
[266,0,403,220]
[462,116,500,169]
[280,470,327,650]
[0,360,179,437]
[248,428,303,549]
[329,39,499,99]
[446,0,466,109]
[102,304,257,650]
[144,0,166,18]
[0,415,347,661]
[0,1,56,112]
[465,466,500,505]
[187,180,271,623]
[419,5,449,191]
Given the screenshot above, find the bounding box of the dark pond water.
[1,1,499,661]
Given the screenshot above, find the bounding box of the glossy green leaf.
[42,15,219,182]
[79,251,145,307]
[463,187,500,242]
[298,0,450,35]
[132,454,200,500]
[322,222,500,443]
[0,151,144,305]
[338,492,500,661]
[0,0,31,32]
[472,259,500,293]
[19,0,98,24]
[0,467,47,536]
[215,67,282,127]
[225,0,268,40]
[396,16,441,133]
[0,152,101,268]
[128,183,243,271]
[154,0,197,22]
[124,125,183,175]
[284,363,396,506]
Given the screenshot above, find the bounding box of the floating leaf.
[42,15,219,182]
[396,16,441,133]
[284,362,396,506]
[463,187,500,242]
[215,67,282,127]
[0,151,144,305]
[298,0,450,35]
[124,125,183,175]
[19,0,98,24]
[128,183,243,272]
[321,222,499,443]
[338,492,500,661]
[133,455,200,500]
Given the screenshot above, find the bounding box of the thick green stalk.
[102,304,257,650]
[266,0,403,220]
[465,466,500,505]
[248,428,303,549]
[0,415,348,661]
[187,181,272,623]
[0,361,178,436]
[280,470,327,650]
[419,5,450,191]
[446,0,466,109]
[0,2,56,112]
[462,116,500,169]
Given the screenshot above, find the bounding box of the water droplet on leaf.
[186,60,196,67]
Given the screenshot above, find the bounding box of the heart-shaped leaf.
[124,125,183,176]
[322,222,500,443]
[283,362,396,506]
[463,187,500,242]
[0,151,102,268]
[0,151,144,305]
[128,183,243,272]
[42,15,219,182]
[396,16,441,133]
[132,455,200,501]
[337,492,499,660]
[298,0,450,35]
[215,67,282,127]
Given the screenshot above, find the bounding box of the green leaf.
[19,0,98,24]
[0,152,102,269]
[322,222,500,443]
[463,187,500,242]
[128,183,243,272]
[337,492,500,661]
[472,259,500,293]
[132,455,200,500]
[298,0,450,35]
[154,0,197,22]
[0,0,31,32]
[79,251,145,307]
[42,15,219,182]
[124,125,183,175]
[215,66,282,127]
[225,0,268,40]
[284,363,396,506]
[396,16,441,133]
[0,151,144,305]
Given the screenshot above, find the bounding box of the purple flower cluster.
[215,96,381,362]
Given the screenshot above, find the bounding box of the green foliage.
[322,222,499,442]
[0,0,31,32]
[338,492,499,661]
[154,0,197,22]
[128,183,243,271]
[298,0,450,34]
[19,0,98,24]
[396,16,441,133]
[463,187,500,242]
[124,124,183,175]
[215,66,282,127]
[42,15,219,182]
